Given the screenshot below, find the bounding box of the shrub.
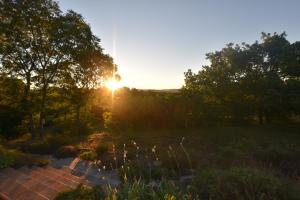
[54,184,104,200]
[0,145,16,168]
[80,151,96,161]
[254,144,300,177]
[216,145,247,167]
[193,167,298,200]
[0,146,48,168]
[54,145,78,158]
[107,179,182,200]
[95,143,109,157]
[0,153,15,169]
[103,112,114,130]
[24,134,71,154]
[25,142,52,154]
[13,152,49,167]
[0,105,25,138]
[0,144,6,154]
[69,123,91,135]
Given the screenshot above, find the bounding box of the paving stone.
[49,157,74,169]
[29,183,58,199]
[0,157,120,200]
[16,189,48,200]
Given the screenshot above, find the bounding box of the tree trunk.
[265,110,271,124]
[39,85,47,138]
[64,111,67,122]
[76,105,81,123]
[258,107,263,125]
[24,76,36,139]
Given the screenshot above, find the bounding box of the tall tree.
[183,32,300,125]
[1,0,115,137]
[0,0,61,136]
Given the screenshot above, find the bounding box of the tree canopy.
[183,32,300,124]
[0,0,115,137]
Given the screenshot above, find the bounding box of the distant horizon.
[59,0,300,89]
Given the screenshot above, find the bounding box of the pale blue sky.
[58,0,300,89]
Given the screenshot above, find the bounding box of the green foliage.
[0,77,26,138]
[193,167,298,200]
[70,123,92,135]
[54,145,79,158]
[216,145,247,167]
[183,32,300,125]
[24,134,71,154]
[95,143,109,157]
[104,89,188,130]
[103,112,114,130]
[55,180,183,200]
[0,0,115,137]
[0,145,15,168]
[105,179,183,200]
[0,153,15,169]
[80,151,96,161]
[54,184,104,200]
[254,144,300,177]
[0,145,48,168]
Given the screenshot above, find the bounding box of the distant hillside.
[140,89,180,93]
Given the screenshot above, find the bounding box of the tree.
[0,76,25,137]
[0,0,61,135]
[183,32,300,125]
[0,0,115,137]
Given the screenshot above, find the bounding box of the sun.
[106,79,121,91]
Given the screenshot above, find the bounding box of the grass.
[54,125,300,199]
[1,124,300,199]
[193,167,299,200]
[105,125,300,172]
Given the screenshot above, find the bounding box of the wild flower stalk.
[180,137,193,173]
[145,148,152,181]
[152,145,159,162]
[132,140,142,179]
[121,165,128,183]
[168,145,181,175]
[123,143,127,164]
[112,144,118,170]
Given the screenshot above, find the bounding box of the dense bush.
[254,144,300,177]
[193,167,299,200]
[111,179,182,200]
[23,134,72,154]
[54,145,79,158]
[0,105,25,138]
[0,145,48,168]
[54,184,104,200]
[55,180,189,200]
[95,143,109,157]
[0,153,15,169]
[105,89,189,130]
[80,151,96,161]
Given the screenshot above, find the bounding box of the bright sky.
[58,0,300,89]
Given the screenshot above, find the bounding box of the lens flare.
[106,79,121,91]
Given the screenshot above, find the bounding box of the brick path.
[0,156,120,200]
[0,166,86,200]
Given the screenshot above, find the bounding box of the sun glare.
[106,79,121,91]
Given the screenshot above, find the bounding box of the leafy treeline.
[183,32,300,125]
[0,0,115,137]
[107,33,300,129]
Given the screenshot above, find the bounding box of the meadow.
[1,124,300,199]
